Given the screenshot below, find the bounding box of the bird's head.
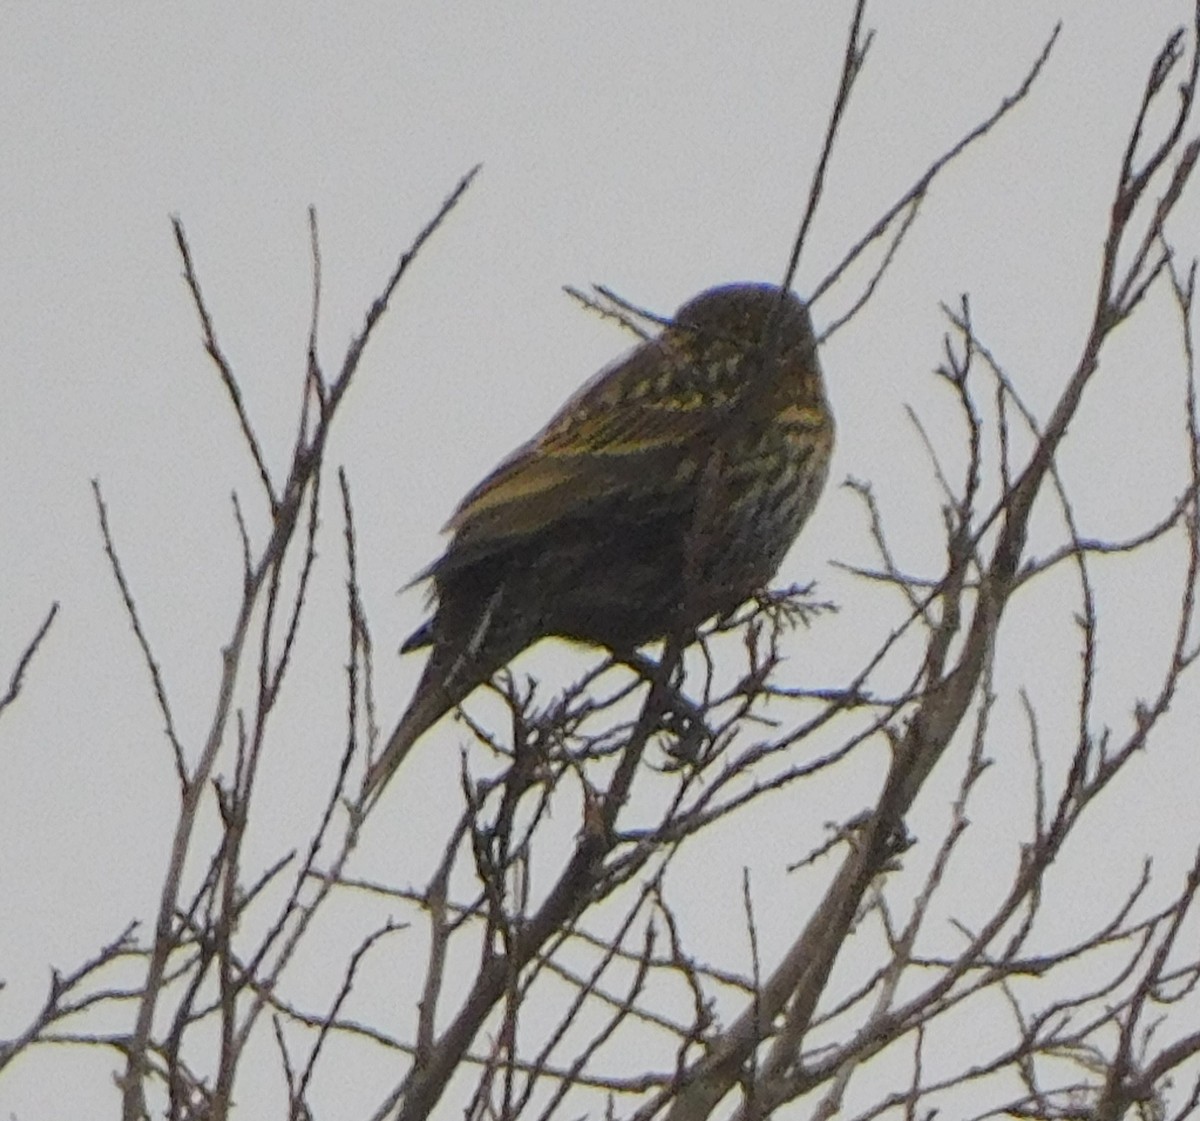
[665,282,823,408]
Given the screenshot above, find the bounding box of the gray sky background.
[4,2,1200,1117]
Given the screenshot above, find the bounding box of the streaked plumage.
[363,282,834,804]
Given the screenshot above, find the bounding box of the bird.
[362,281,834,806]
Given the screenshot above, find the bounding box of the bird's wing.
[443,338,727,546]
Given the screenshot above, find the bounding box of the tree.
[5,4,1200,1119]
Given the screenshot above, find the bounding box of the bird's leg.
[613,649,714,760]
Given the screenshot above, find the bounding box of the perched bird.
[362,282,834,804]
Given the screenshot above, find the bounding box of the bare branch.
[0,601,59,718]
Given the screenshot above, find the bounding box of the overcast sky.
[4,2,1200,1117]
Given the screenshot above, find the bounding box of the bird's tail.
[360,617,525,810]
[360,663,458,810]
